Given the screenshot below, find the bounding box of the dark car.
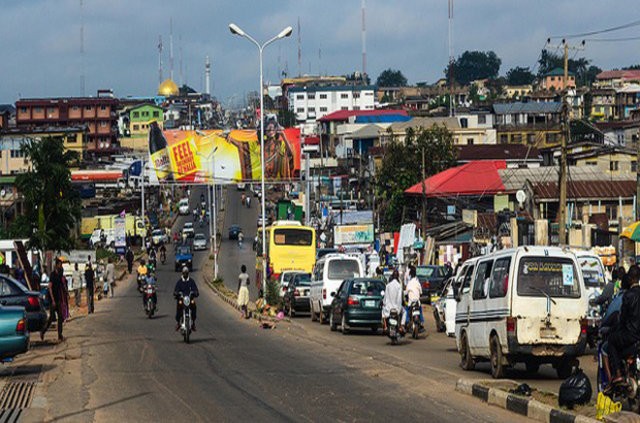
[228,224,242,240]
[283,273,311,317]
[416,265,447,300]
[174,245,193,272]
[0,276,47,332]
[329,278,385,335]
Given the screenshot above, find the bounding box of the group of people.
[380,266,425,334]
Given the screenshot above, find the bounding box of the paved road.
[40,186,527,422]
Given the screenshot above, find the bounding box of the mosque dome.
[158,79,179,97]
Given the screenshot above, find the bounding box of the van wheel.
[556,359,574,379]
[434,310,445,333]
[311,303,318,322]
[460,332,475,370]
[319,308,326,324]
[490,335,506,379]
[329,312,337,331]
[525,361,540,375]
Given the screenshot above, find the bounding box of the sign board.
[114,217,126,255]
[462,209,477,226]
[397,223,416,264]
[334,224,374,245]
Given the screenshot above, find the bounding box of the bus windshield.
[273,228,313,246]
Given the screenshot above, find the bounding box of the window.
[0,278,21,296]
[319,107,328,112]
[132,111,139,118]
[133,124,139,130]
[84,105,92,111]
[605,205,617,220]
[499,134,508,144]
[319,94,327,99]
[512,133,522,144]
[461,265,475,290]
[328,260,360,280]
[308,94,315,100]
[489,257,511,298]
[153,111,159,118]
[142,111,149,117]
[296,107,304,113]
[34,107,43,113]
[460,118,468,128]
[340,93,349,99]
[472,260,493,300]
[100,121,107,127]
[610,161,619,171]
[100,105,107,110]
[578,256,606,288]
[365,92,374,96]
[516,257,580,298]
[296,94,304,100]
[341,107,348,110]
[478,114,486,124]
[527,133,535,144]
[353,106,360,110]
[467,138,474,145]
[546,133,559,144]
[353,92,360,99]
[308,107,315,113]
[19,107,27,113]
[586,161,597,166]
[633,161,638,172]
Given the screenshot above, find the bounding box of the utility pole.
[546,39,583,245]
[636,127,640,220]
[421,147,427,242]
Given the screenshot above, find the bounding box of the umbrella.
[621,221,640,242]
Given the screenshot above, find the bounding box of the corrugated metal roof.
[355,115,411,124]
[350,124,385,139]
[493,102,562,115]
[533,180,636,200]
[497,166,632,192]
[456,144,541,162]
[318,109,407,122]
[389,116,460,132]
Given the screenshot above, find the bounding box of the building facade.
[288,85,376,124]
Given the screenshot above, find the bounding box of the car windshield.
[328,260,361,280]
[179,199,188,206]
[416,267,435,278]
[349,280,384,296]
[194,234,205,241]
[294,274,311,286]
[578,256,606,288]
[184,223,193,229]
[152,230,163,236]
[517,257,580,298]
[177,246,191,255]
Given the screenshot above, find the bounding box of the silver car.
[193,233,207,251]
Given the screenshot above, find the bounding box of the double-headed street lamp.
[229,22,292,302]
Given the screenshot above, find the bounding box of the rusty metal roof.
[532,180,636,201]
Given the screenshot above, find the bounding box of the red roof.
[318,109,407,122]
[405,161,507,198]
[596,70,640,81]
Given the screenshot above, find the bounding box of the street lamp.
[229,22,292,303]
[195,131,219,279]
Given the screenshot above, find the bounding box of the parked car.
[151,228,168,246]
[416,265,447,300]
[433,277,457,336]
[0,306,29,361]
[174,245,193,272]
[309,254,364,323]
[0,276,47,332]
[283,273,311,317]
[228,224,242,240]
[257,214,271,227]
[193,233,207,251]
[329,278,385,334]
[277,271,301,298]
[178,198,190,215]
[89,228,115,249]
[182,222,195,238]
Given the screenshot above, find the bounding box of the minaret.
[158,35,163,85]
[205,56,211,95]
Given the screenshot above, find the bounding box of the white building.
[288,85,376,124]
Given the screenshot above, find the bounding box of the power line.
[587,35,640,42]
[550,18,640,39]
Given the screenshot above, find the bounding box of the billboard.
[334,224,375,246]
[148,120,301,184]
[114,217,126,255]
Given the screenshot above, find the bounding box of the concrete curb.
[455,379,599,423]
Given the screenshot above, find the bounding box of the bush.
[96,248,119,262]
[266,278,282,309]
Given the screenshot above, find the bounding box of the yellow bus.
[256,221,316,291]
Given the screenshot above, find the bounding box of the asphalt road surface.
[40,186,528,422]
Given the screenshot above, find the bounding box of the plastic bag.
[558,368,592,409]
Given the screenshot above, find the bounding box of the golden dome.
[158,79,179,96]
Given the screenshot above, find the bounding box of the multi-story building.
[541,68,576,91]
[594,70,640,89]
[128,104,163,137]
[15,90,119,157]
[0,105,14,129]
[493,102,563,147]
[288,85,376,124]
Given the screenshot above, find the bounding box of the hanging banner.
[334,224,375,245]
[148,120,301,184]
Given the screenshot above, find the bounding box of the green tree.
[376,68,408,87]
[13,137,81,252]
[376,126,456,231]
[445,50,501,85]
[506,66,535,85]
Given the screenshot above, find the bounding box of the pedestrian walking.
[72,263,82,307]
[85,262,95,314]
[237,265,250,318]
[40,258,69,342]
[125,247,134,274]
[105,258,115,298]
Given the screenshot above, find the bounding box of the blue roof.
[355,114,411,123]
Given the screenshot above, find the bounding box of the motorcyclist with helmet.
[174,266,199,332]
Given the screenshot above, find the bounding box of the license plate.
[389,318,397,325]
[364,300,376,307]
[412,310,420,316]
[540,327,557,339]
[146,289,154,294]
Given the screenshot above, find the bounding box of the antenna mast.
[448,0,455,117]
[80,0,85,96]
[362,0,367,82]
[297,17,301,77]
[205,55,211,95]
[179,35,184,86]
[158,35,163,85]
[170,18,174,81]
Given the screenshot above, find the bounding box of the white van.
[309,254,364,323]
[178,198,190,215]
[455,246,588,379]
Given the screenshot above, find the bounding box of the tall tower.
[361,0,367,82]
[297,17,301,77]
[448,0,455,117]
[80,0,85,96]
[205,56,211,95]
[169,18,174,81]
[158,35,163,85]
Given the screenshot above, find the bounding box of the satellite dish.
[516,190,527,205]
[0,189,6,198]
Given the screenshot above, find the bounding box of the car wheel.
[459,331,475,370]
[329,311,337,331]
[434,310,445,333]
[341,314,349,335]
[289,305,295,318]
[319,307,326,324]
[490,334,506,379]
[311,302,318,322]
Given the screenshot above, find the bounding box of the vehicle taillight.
[27,296,39,309]
[580,318,587,335]
[16,319,25,334]
[506,317,516,334]
[322,289,326,300]
[421,281,430,289]
[347,296,360,306]
[294,289,300,297]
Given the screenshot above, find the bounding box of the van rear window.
[516,257,580,298]
[328,260,360,280]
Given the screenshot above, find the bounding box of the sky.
[1,0,640,106]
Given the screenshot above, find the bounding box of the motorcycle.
[386,309,403,345]
[144,283,157,318]
[137,273,146,293]
[407,301,422,339]
[149,256,157,270]
[587,292,602,349]
[177,292,195,343]
[160,250,166,265]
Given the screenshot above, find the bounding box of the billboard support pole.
[141,159,145,232]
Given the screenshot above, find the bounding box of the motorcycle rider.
[174,266,199,332]
[604,265,640,387]
[238,231,244,248]
[404,265,424,331]
[159,244,167,263]
[137,260,148,278]
[143,272,158,308]
[382,269,405,334]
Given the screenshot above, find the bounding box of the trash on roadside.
[276,311,285,320]
[558,367,592,409]
[261,322,275,329]
[509,383,532,397]
[596,392,622,420]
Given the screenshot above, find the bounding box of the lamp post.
[229,22,292,303]
[196,134,219,279]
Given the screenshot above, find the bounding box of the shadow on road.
[50,391,153,422]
